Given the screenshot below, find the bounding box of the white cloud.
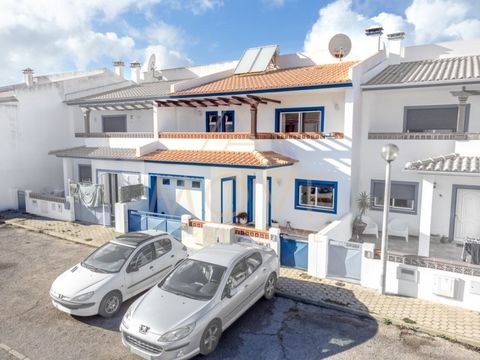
[304,0,480,61]
[0,0,213,85]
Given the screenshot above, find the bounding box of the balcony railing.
[158,132,344,140]
[75,132,154,138]
[368,132,480,140]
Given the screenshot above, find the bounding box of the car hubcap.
[105,296,119,314]
[266,277,275,296]
[204,325,218,350]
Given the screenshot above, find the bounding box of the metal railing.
[368,132,480,140]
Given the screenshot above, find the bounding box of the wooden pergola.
[156,95,281,138]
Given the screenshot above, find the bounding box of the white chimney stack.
[130,61,141,83]
[364,25,384,54]
[387,32,405,64]
[22,68,34,86]
[113,60,125,78]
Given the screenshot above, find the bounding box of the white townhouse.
[340,37,480,311]
[0,67,127,211]
[49,46,371,270]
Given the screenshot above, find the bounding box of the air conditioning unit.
[396,266,419,283]
[203,223,235,245]
[432,275,459,298]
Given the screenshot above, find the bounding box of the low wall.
[361,252,480,312]
[25,190,75,221]
[115,199,148,233]
[308,213,354,278]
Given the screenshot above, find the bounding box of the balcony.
[368,132,480,140]
[75,132,155,138]
[158,131,344,140]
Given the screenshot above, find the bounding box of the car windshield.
[82,242,134,273]
[159,259,226,301]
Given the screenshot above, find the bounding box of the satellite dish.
[147,54,156,72]
[328,34,352,61]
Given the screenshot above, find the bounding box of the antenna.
[328,34,352,61]
[147,54,156,72]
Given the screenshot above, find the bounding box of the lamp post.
[379,143,399,295]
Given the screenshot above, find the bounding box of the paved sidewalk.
[1,210,117,247]
[277,267,480,349]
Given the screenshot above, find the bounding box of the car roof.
[190,244,253,267]
[114,230,168,247]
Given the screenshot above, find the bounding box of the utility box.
[432,275,459,298]
[203,223,235,245]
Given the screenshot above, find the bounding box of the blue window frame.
[295,179,337,214]
[162,178,170,185]
[205,110,234,132]
[275,106,325,132]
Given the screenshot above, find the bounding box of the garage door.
[156,176,203,219]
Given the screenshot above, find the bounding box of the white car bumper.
[120,325,200,360]
[50,297,98,317]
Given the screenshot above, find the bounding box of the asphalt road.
[0,225,478,360]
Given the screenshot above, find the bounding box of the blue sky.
[1,0,480,84]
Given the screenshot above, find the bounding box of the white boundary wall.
[25,190,75,221]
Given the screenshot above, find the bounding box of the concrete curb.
[4,221,99,248]
[276,290,480,351]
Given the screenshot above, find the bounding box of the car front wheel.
[200,319,222,355]
[99,290,122,318]
[264,272,277,300]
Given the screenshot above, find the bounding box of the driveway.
[0,225,478,360]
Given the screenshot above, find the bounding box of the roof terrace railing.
[368,132,480,140]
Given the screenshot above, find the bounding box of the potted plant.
[353,191,371,239]
[236,212,248,225]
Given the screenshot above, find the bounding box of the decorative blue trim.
[221,176,236,224]
[205,111,217,132]
[275,106,325,132]
[148,172,205,220]
[221,110,235,132]
[171,83,353,99]
[294,179,337,214]
[247,175,272,225]
[149,175,157,213]
[143,159,294,170]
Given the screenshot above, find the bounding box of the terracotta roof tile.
[141,149,297,168]
[405,153,480,173]
[174,62,356,96]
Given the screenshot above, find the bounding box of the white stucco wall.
[356,85,480,237]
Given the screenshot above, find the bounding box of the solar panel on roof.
[234,45,279,74]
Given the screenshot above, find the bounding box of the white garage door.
[156,177,203,219]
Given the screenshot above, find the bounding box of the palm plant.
[356,191,371,223]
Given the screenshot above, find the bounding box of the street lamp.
[379,143,399,295]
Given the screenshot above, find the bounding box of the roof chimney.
[130,61,141,83]
[387,32,405,64]
[365,25,384,54]
[22,68,34,87]
[113,60,124,78]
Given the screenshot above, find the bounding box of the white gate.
[327,240,362,281]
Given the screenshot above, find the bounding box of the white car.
[120,243,279,360]
[50,231,188,317]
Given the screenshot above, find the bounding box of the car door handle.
[244,284,248,288]
[171,254,175,258]
[262,268,267,273]
[149,265,154,270]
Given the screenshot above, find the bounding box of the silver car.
[120,243,279,360]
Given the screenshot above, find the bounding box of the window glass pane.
[102,115,127,132]
[246,252,262,275]
[208,113,220,132]
[154,238,172,257]
[132,244,155,268]
[299,185,311,206]
[162,178,170,185]
[229,260,248,288]
[281,113,299,132]
[316,185,334,208]
[302,112,320,132]
[405,106,458,133]
[192,180,201,189]
[78,165,92,183]
[392,199,414,210]
[176,179,185,187]
[223,112,234,132]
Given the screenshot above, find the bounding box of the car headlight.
[71,291,95,302]
[159,323,195,342]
